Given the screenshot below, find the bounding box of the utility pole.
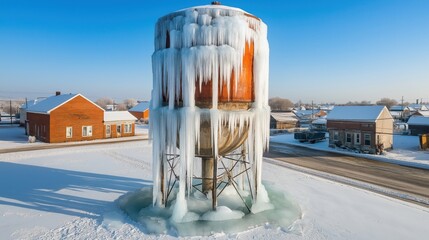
[9,100,12,125]
[401,96,404,122]
[311,100,314,120]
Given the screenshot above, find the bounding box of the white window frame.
[66,127,73,138]
[364,133,371,146]
[346,132,352,143]
[106,125,111,137]
[124,123,132,133]
[82,126,93,137]
[354,133,361,145]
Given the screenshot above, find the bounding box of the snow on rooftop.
[104,111,137,122]
[312,117,327,125]
[26,94,78,114]
[390,105,406,111]
[19,98,46,109]
[407,116,429,126]
[174,4,251,17]
[416,111,429,117]
[271,112,298,122]
[327,105,388,122]
[129,101,150,112]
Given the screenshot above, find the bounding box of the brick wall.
[49,95,104,143]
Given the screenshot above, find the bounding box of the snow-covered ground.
[1,141,428,239]
[271,133,429,170]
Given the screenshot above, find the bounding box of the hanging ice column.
[150,3,270,220]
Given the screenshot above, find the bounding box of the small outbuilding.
[327,105,393,154]
[129,101,150,122]
[407,116,429,136]
[270,112,299,129]
[104,111,137,138]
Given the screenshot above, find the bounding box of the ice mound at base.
[201,206,245,221]
[117,183,301,237]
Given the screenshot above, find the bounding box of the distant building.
[26,92,105,143]
[19,98,46,126]
[294,109,327,126]
[26,92,137,143]
[411,110,429,118]
[129,101,150,122]
[311,117,327,132]
[327,106,393,154]
[270,112,299,129]
[106,104,118,111]
[407,116,429,136]
[104,111,137,138]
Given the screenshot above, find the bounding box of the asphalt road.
[266,142,429,204]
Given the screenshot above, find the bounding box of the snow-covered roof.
[407,116,429,126]
[389,111,402,117]
[390,105,405,111]
[312,117,327,125]
[129,101,150,112]
[271,112,298,122]
[176,4,250,16]
[26,93,104,114]
[415,111,429,117]
[408,104,428,111]
[104,111,137,122]
[20,98,46,109]
[327,106,389,122]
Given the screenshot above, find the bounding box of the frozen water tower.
[150,2,270,215]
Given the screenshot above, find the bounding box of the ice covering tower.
[150,3,270,220]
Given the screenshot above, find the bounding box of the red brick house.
[26,93,105,143]
[104,111,137,138]
[128,101,150,122]
[327,106,393,154]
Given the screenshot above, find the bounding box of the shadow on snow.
[0,162,150,218]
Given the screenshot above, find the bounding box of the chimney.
[56,91,61,96]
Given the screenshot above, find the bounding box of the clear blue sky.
[1,0,428,104]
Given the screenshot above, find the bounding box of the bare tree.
[376,98,398,109]
[123,98,137,109]
[344,101,372,106]
[117,103,128,111]
[269,97,294,111]
[95,98,114,110]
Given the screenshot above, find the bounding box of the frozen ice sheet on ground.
[118,184,301,237]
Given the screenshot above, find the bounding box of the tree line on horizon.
[268,97,418,112]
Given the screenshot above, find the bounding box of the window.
[124,123,132,133]
[333,131,339,141]
[354,133,361,144]
[66,127,73,138]
[82,126,92,137]
[106,125,111,137]
[346,132,352,143]
[117,125,121,134]
[364,134,371,146]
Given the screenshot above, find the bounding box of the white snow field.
[1,140,428,239]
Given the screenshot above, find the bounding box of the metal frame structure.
[161,146,255,211]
